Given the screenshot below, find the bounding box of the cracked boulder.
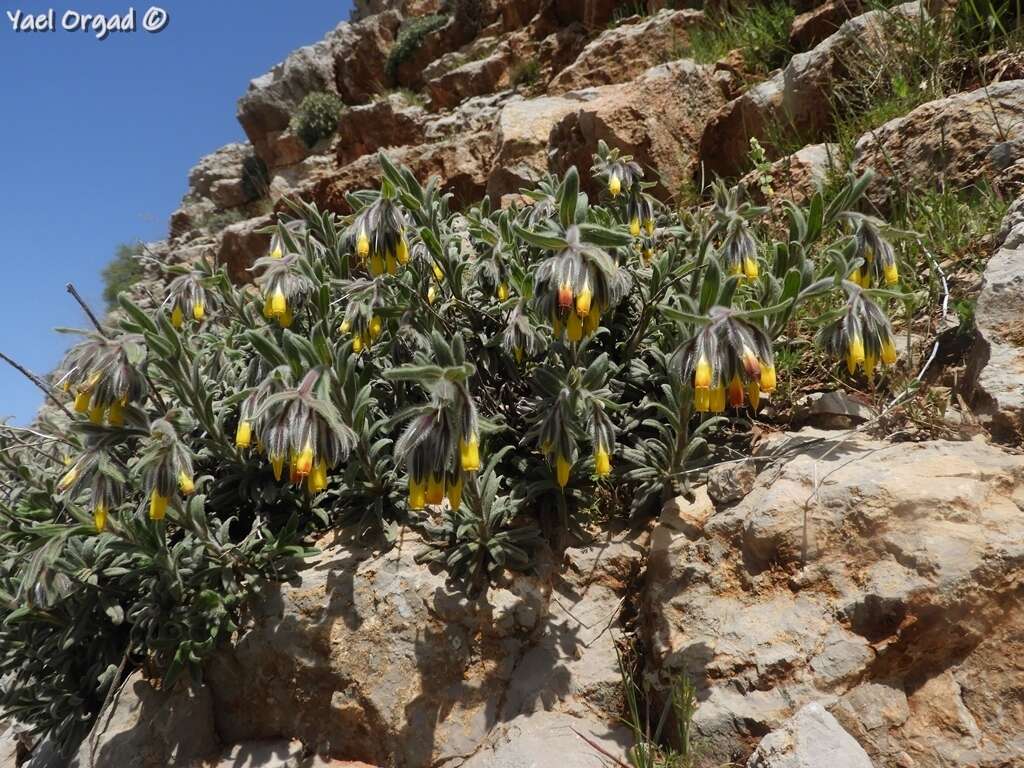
[853,80,1024,210]
[643,432,1024,767]
[548,9,704,94]
[699,2,920,178]
[200,530,642,766]
[968,192,1024,442]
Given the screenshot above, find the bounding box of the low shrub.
[509,58,541,88]
[0,143,917,752]
[100,243,145,309]
[385,14,449,83]
[290,91,345,148]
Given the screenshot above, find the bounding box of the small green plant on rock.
[510,58,541,89]
[100,243,145,309]
[290,91,345,148]
[385,14,449,82]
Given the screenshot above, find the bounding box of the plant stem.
[0,351,73,419]
[66,283,107,337]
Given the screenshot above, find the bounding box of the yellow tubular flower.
[178,472,195,495]
[728,375,744,408]
[396,238,409,264]
[427,285,438,304]
[57,466,78,492]
[433,263,444,282]
[369,253,385,276]
[107,402,124,427]
[352,336,364,353]
[74,390,91,413]
[514,346,523,363]
[552,314,562,336]
[710,385,726,413]
[386,253,398,276]
[340,319,351,333]
[747,381,760,411]
[307,459,328,494]
[426,475,445,505]
[694,356,712,389]
[88,404,104,425]
[271,244,283,259]
[743,257,759,280]
[369,316,383,340]
[497,282,509,301]
[262,296,274,318]
[556,455,571,488]
[356,227,370,258]
[294,442,314,479]
[567,311,583,342]
[644,218,655,236]
[271,288,286,318]
[594,447,611,477]
[629,218,641,237]
[446,473,463,511]
[271,455,285,482]
[694,386,710,413]
[94,501,107,532]
[235,420,252,449]
[583,307,601,336]
[608,174,621,197]
[847,335,866,373]
[883,262,899,285]
[149,491,168,521]
[864,353,877,381]
[576,283,593,317]
[460,434,481,472]
[558,281,573,310]
[408,477,426,510]
[193,302,205,321]
[171,305,184,328]
[759,363,777,392]
[279,308,293,329]
[881,338,897,366]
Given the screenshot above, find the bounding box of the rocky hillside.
[9,0,1024,767]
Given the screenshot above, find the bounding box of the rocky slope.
[34,0,1024,766]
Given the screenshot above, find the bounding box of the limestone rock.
[747,702,874,768]
[548,9,703,94]
[699,2,921,178]
[461,711,631,767]
[707,461,757,506]
[217,215,272,282]
[70,672,219,768]
[170,143,261,237]
[335,95,428,166]
[740,142,838,205]
[426,48,514,110]
[549,60,727,198]
[659,487,714,538]
[853,80,1024,209]
[205,530,643,767]
[789,0,867,51]
[489,59,725,199]
[645,432,1024,767]
[968,192,1024,442]
[212,740,377,767]
[237,13,401,162]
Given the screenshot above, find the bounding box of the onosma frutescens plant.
[0,142,914,752]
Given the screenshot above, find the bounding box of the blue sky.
[0,1,352,424]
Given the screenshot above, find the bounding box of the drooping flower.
[165,272,211,329]
[56,335,148,426]
[256,253,313,329]
[818,286,900,379]
[847,216,899,287]
[137,419,195,522]
[347,197,409,277]
[253,369,355,492]
[533,225,629,344]
[676,307,775,414]
[591,140,642,200]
